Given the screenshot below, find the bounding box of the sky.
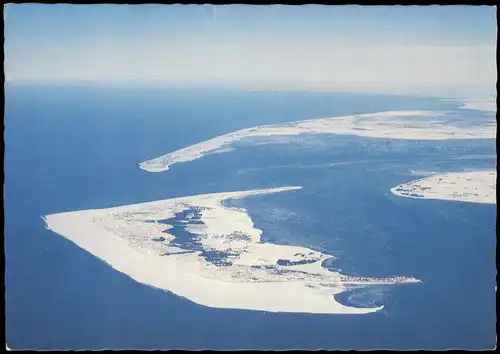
[4,4,497,96]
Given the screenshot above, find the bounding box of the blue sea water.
[4,85,497,350]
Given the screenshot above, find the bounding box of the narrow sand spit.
[43,186,420,314]
[441,97,497,112]
[139,110,496,173]
[391,170,496,204]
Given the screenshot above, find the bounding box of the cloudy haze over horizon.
[4,4,497,96]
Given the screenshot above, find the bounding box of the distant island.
[391,170,496,204]
[139,109,496,173]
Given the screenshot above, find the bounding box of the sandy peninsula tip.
[139,110,496,173]
[391,170,496,204]
[43,186,419,314]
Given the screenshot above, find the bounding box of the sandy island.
[43,186,420,314]
[391,170,496,204]
[139,110,496,173]
[441,97,497,112]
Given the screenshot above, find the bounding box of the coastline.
[43,186,419,315]
[139,109,496,173]
[391,170,496,204]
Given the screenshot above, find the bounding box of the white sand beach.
[43,186,420,315]
[391,170,496,204]
[139,110,496,173]
[441,97,497,112]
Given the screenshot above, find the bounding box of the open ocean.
[5,85,496,349]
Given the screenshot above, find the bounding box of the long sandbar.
[441,97,497,112]
[139,110,496,173]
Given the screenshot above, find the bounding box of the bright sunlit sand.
[43,186,420,315]
[441,97,497,112]
[139,109,496,173]
[391,170,496,204]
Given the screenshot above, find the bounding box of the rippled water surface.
[5,86,496,349]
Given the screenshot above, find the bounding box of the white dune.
[43,186,420,314]
[139,110,496,173]
[391,170,497,204]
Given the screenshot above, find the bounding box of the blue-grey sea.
[4,86,497,350]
